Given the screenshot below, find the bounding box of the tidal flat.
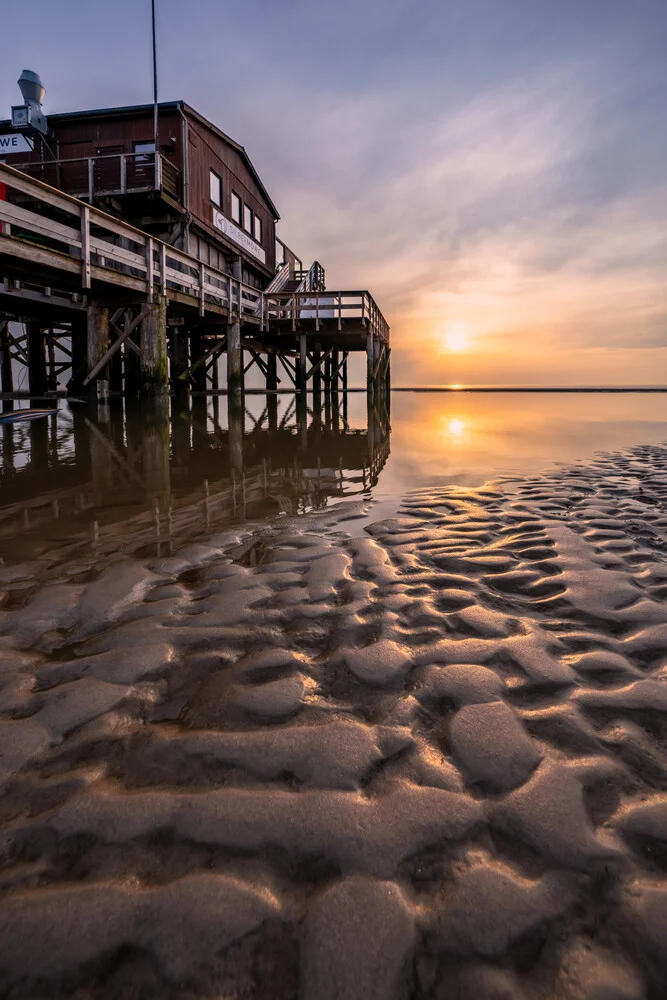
[2,392,667,998]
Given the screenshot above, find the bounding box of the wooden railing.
[9,152,181,202]
[0,160,262,321]
[295,260,326,292]
[0,161,390,344]
[265,290,390,343]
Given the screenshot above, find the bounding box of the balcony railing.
[12,152,181,204]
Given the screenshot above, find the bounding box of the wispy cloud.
[2,0,665,384]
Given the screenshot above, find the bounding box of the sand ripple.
[2,443,667,996]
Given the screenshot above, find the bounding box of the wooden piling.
[0,321,14,397]
[28,322,47,396]
[140,294,168,395]
[86,302,109,394]
[366,332,374,391]
[170,327,189,390]
[266,352,277,392]
[226,319,242,394]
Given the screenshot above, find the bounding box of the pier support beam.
[296,335,307,393]
[366,332,374,391]
[266,352,277,393]
[171,327,189,393]
[86,302,109,394]
[0,321,14,398]
[141,295,168,395]
[226,319,242,394]
[312,350,322,428]
[28,322,47,397]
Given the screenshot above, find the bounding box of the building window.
[133,140,155,163]
[210,170,222,207]
[243,204,252,233]
[275,240,285,266]
[253,215,263,244]
[231,192,242,224]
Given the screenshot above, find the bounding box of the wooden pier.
[0,161,390,400]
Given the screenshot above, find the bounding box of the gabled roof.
[0,100,280,220]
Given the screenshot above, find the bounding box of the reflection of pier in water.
[0,392,390,574]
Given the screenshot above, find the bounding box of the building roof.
[0,100,280,220]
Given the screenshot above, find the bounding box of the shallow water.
[3,390,667,998]
[2,390,667,574]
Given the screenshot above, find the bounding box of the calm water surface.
[2,391,667,575]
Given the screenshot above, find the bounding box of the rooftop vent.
[11,70,47,135]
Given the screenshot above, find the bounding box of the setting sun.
[444,326,469,352]
[448,418,466,435]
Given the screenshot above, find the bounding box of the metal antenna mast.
[151,0,159,148]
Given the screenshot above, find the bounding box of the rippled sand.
[3,444,667,997]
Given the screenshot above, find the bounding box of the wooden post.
[124,310,142,398]
[0,321,14,398]
[297,388,308,450]
[189,329,206,392]
[140,294,168,395]
[27,322,47,397]
[366,331,374,391]
[86,302,109,394]
[312,349,321,428]
[67,315,87,395]
[171,326,189,391]
[45,330,57,392]
[109,334,123,394]
[297,334,307,393]
[226,319,242,394]
[266,351,277,392]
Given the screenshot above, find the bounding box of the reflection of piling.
[90,418,115,506]
[170,395,192,468]
[1,420,14,472]
[142,396,171,504]
[228,389,244,475]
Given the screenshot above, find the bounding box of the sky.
[2,0,666,386]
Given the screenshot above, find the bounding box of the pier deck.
[0,162,389,398]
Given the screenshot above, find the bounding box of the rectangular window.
[231,192,242,224]
[253,214,263,244]
[243,204,252,233]
[210,170,222,207]
[133,140,155,163]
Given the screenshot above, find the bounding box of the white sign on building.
[212,208,266,265]
[0,134,34,155]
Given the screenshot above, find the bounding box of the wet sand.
[2,442,667,997]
